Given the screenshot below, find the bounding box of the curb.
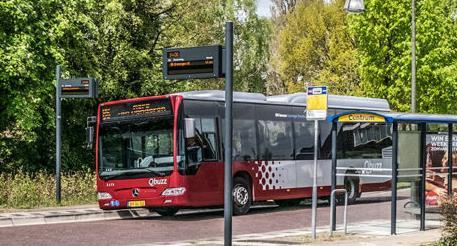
[0,203,279,228]
[0,207,153,227]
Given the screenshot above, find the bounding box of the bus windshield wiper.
[143,168,167,176]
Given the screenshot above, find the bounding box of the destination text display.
[101,99,172,122]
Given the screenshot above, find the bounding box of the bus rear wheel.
[344,178,359,204]
[232,177,252,215]
[154,207,179,217]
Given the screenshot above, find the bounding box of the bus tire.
[344,177,359,204]
[232,177,252,215]
[155,207,179,217]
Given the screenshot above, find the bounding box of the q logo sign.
[148,178,167,187]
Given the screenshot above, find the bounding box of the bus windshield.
[99,118,174,179]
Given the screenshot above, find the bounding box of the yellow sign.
[338,113,386,123]
[127,200,145,207]
[306,86,328,120]
[307,94,328,110]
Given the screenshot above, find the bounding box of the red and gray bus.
[95,90,393,216]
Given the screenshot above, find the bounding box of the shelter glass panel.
[397,124,422,232]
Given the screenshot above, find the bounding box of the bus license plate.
[127,200,145,207]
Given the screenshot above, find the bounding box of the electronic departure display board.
[163,45,223,80]
[100,99,172,122]
[60,78,97,98]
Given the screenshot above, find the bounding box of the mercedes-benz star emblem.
[132,188,139,197]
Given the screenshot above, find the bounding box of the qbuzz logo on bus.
[148,178,167,187]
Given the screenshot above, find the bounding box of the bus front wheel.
[232,177,252,215]
[154,207,179,217]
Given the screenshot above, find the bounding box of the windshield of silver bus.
[99,118,174,180]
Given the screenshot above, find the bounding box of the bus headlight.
[97,192,112,200]
[161,187,186,196]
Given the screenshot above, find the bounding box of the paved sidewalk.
[149,220,442,246]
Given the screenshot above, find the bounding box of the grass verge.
[0,169,96,210]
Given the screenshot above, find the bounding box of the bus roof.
[267,93,390,111]
[175,90,390,111]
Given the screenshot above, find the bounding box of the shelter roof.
[328,110,457,124]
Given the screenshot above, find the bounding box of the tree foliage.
[349,0,457,112]
[164,0,271,93]
[0,0,270,172]
[272,0,360,95]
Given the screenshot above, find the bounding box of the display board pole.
[224,21,233,246]
[311,120,319,239]
[55,65,62,204]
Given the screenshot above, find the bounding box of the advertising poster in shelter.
[425,134,457,207]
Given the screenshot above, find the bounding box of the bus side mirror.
[185,118,196,138]
[86,116,96,149]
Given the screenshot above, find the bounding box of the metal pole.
[331,122,337,231]
[311,120,319,239]
[55,65,62,204]
[448,123,453,195]
[411,0,416,113]
[329,189,348,237]
[391,122,398,235]
[420,123,426,231]
[224,21,233,246]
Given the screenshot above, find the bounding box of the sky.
[256,0,273,17]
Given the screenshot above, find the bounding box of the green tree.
[348,0,457,112]
[0,0,61,172]
[163,0,271,93]
[274,0,360,95]
[267,0,298,95]
[0,0,174,172]
[0,0,271,173]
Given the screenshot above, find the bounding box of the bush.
[439,195,457,245]
[0,170,96,209]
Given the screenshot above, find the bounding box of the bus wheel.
[155,207,179,217]
[344,178,359,204]
[232,177,252,215]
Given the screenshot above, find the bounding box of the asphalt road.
[0,191,417,246]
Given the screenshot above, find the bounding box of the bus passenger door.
[184,117,224,205]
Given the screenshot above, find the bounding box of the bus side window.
[185,117,218,166]
[319,122,333,159]
[233,119,257,161]
[294,121,314,160]
[258,120,293,160]
[200,118,218,160]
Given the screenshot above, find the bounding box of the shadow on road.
[126,193,410,222]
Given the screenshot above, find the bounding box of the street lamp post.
[411,0,416,113]
[344,0,417,113]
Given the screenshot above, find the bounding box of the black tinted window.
[258,120,294,160]
[319,121,333,159]
[233,119,257,161]
[294,121,314,160]
[256,105,294,160]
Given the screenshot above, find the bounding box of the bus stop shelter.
[328,111,457,235]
